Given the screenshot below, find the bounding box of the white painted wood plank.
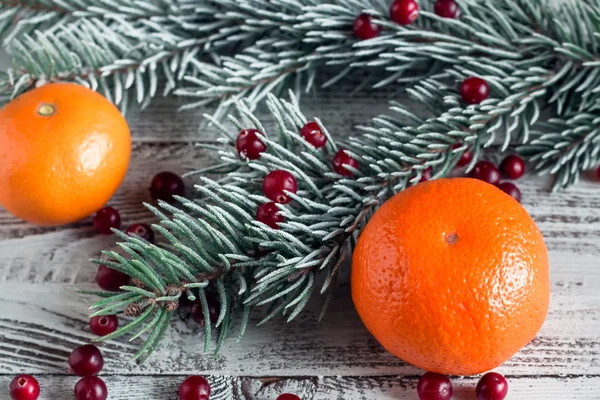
[0,374,597,400]
[0,250,598,377]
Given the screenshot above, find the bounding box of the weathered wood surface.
[1,250,599,375]
[0,375,598,400]
[1,51,600,399]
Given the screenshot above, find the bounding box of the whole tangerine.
[0,83,131,226]
[351,178,550,375]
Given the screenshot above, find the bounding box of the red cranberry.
[419,167,432,183]
[353,14,381,40]
[333,149,359,176]
[597,165,600,179]
[263,170,298,204]
[191,296,220,326]
[454,144,473,167]
[497,182,522,203]
[434,0,459,18]
[300,121,327,148]
[93,207,120,235]
[417,372,452,400]
[95,264,130,292]
[277,395,301,400]
[150,171,185,204]
[468,161,501,185]
[256,202,284,229]
[179,376,211,400]
[460,77,490,104]
[236,129,266,160]
[89,315,119,336]
[500,154,525,180]
[126,223,155,243]
[74,376,107,400]
[390,0,419,25]
[476,372,508,400]
[9,375,40,400]
[68,344,104,377]
[179,293,195,309]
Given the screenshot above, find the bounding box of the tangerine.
[0,83,131,226]
[351,178,550,375]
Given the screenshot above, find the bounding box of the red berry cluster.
[236,123,359,230]
[417,371,508,400]
[93,171,184,236]
[466,154,526,203]
[256,169,297,229]
[353,0,459,41]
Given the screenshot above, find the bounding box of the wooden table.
[0,57,599,400]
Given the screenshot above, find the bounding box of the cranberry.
[93,207,120,235]
[390,0,419,25]
[500,154,525,180]
[460,77,490,105]
[420,167,432,183]
[126,223,155,243]
[434,0,459,18]
[476,372,508,400]
[300,121,327,148]
[333,149,359,176]
[263,170,298,204]
[95,264,130,292]
[453,144,473,167]
[9,375,40,400]
[179,294,194,309]
[468,161,501,185]
[89,315,119,336]
[597,165,600,179]
[191,296,220,326]
[417,372,453,400]
[353,14,381,40]
[179,376,211,400]
[256,202,284,229]
[277,395,301,400]
[68,344,104,376]
[150,171,185,204]
[497,182,522,203]
[236,129,266,160]
[74,376,108,400]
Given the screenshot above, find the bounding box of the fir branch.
[87,62,566,358]
[0,0,179,42]
[518,111,600,190]
[0,16,210,111]
[176,0,598,114]
[4,0,600,119]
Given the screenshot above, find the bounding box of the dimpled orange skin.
[351,178,550,376]
[0,83,131,226]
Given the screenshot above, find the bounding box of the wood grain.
[0,252,598,378]
[0,374,597,400]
